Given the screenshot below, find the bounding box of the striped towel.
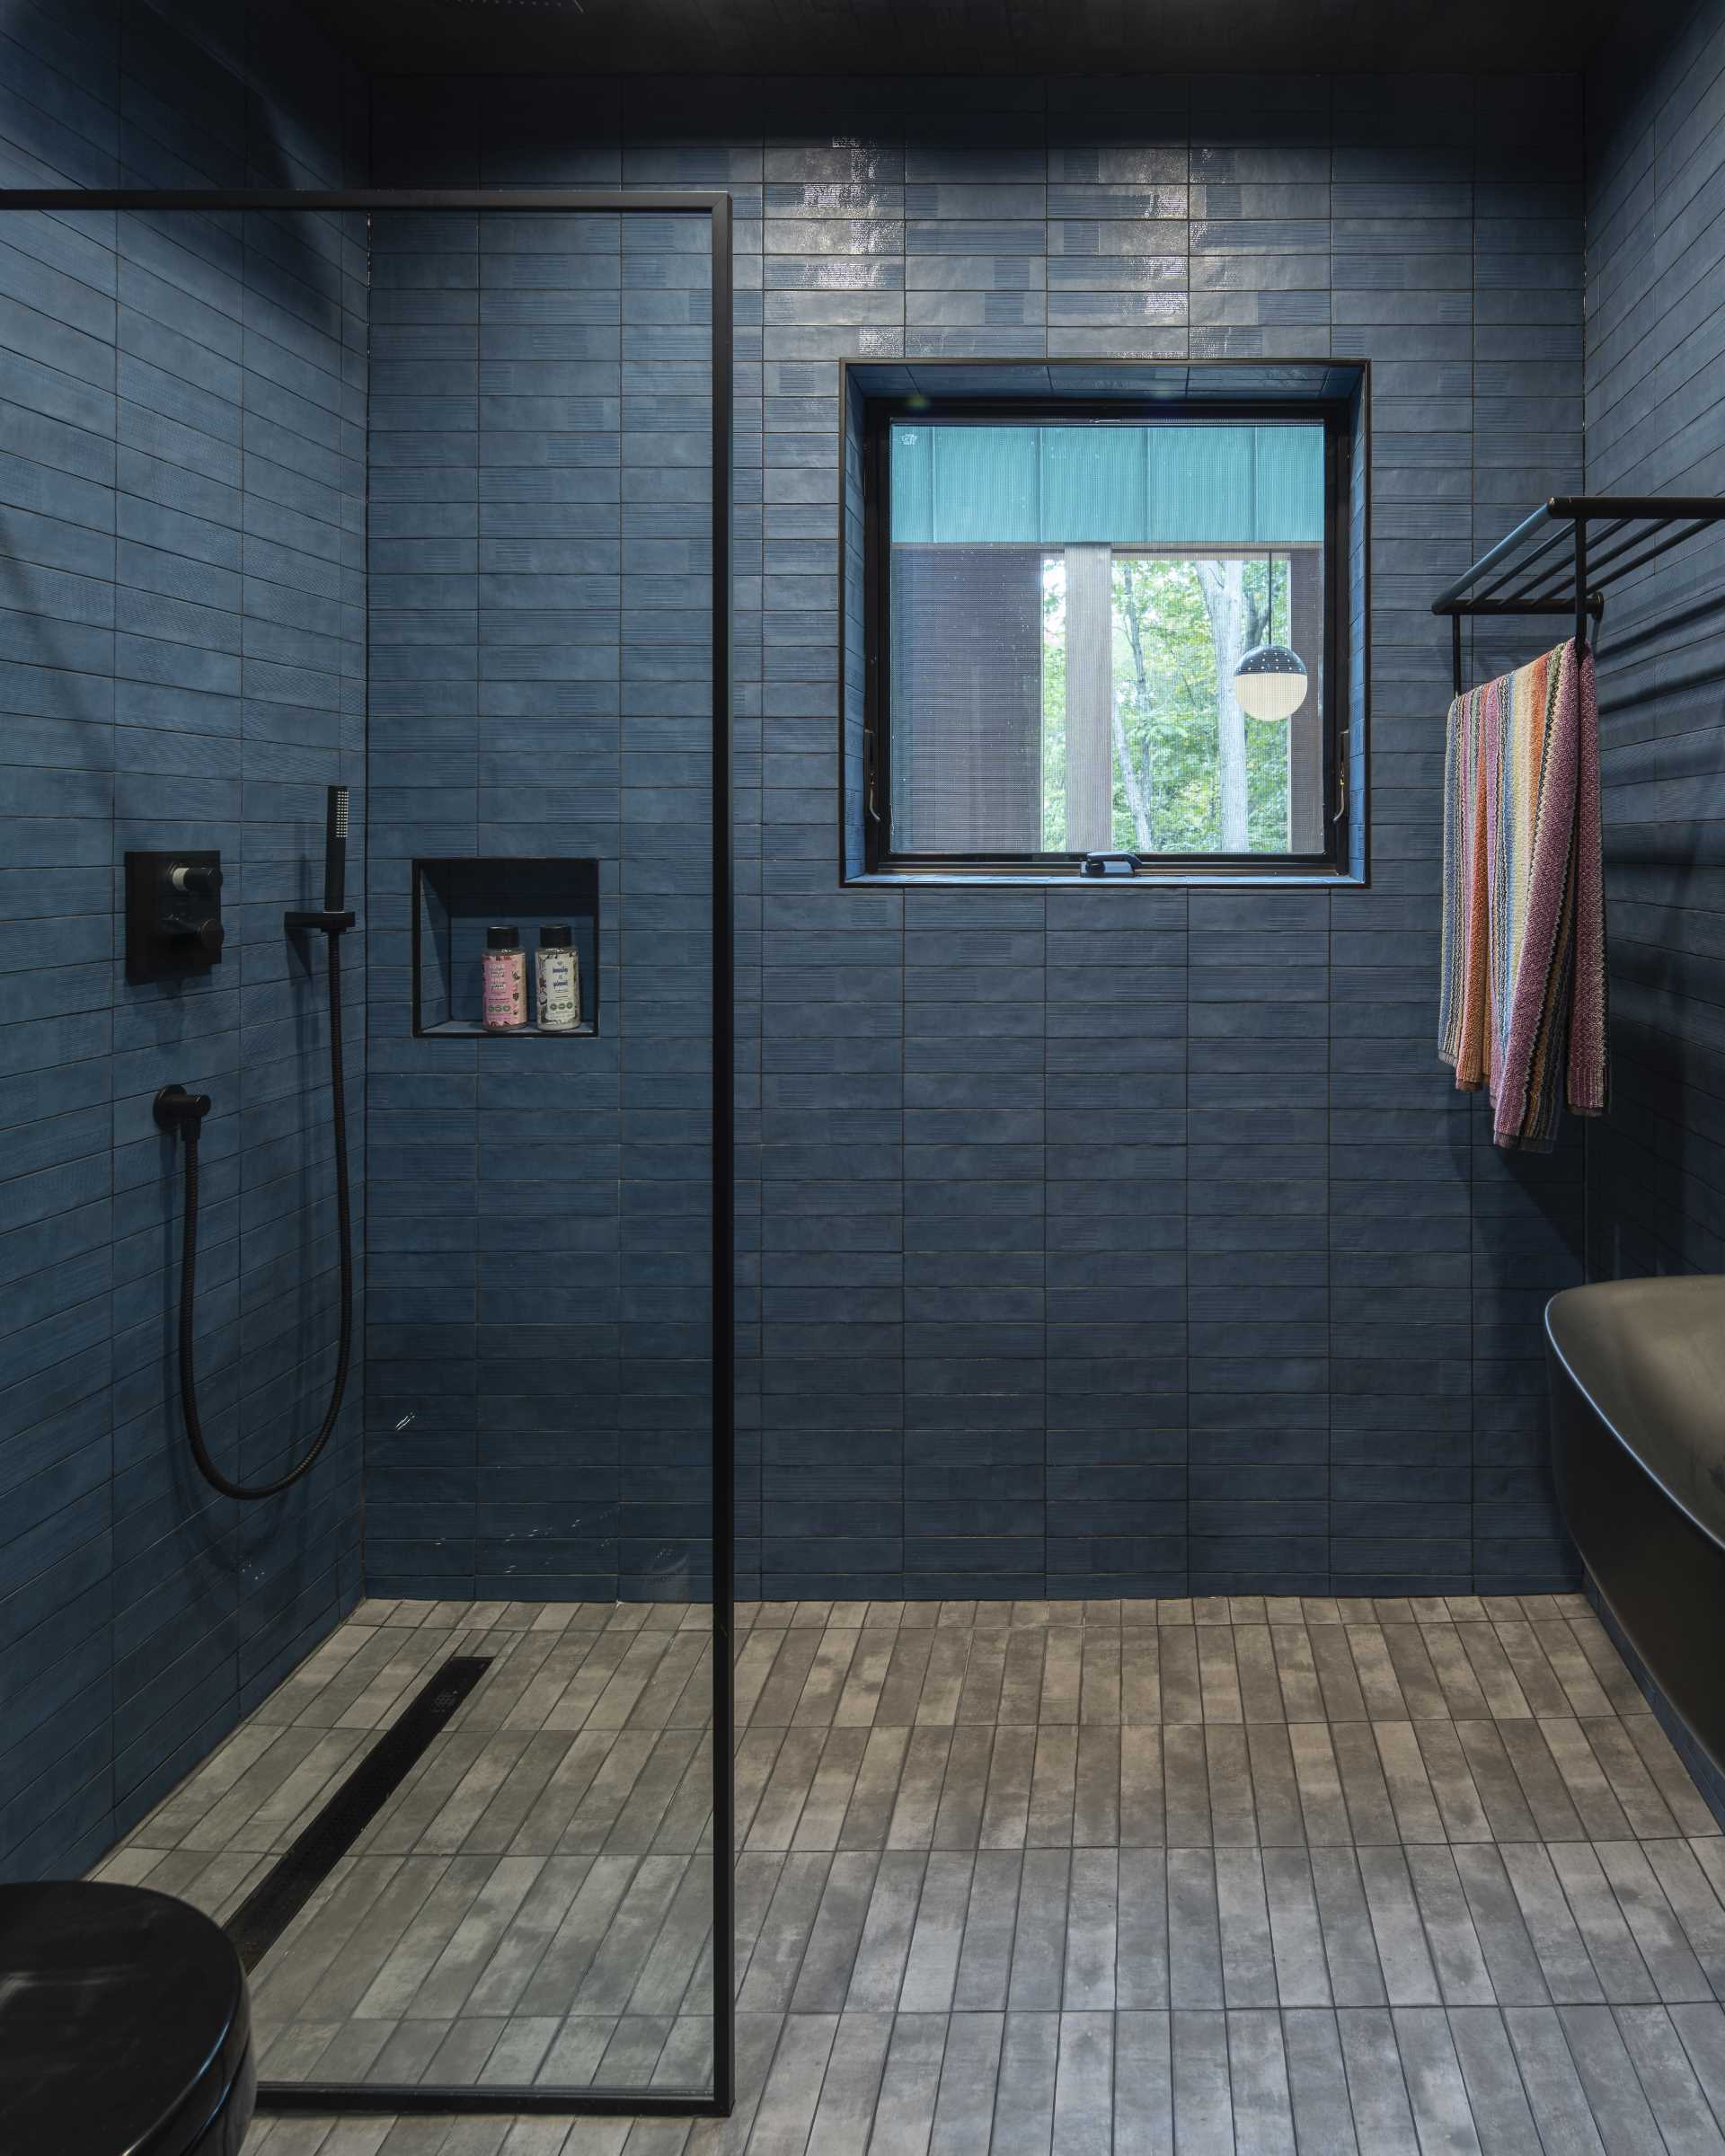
[1438,637,1607,1151]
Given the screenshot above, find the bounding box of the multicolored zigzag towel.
[1438,638,1607,1151]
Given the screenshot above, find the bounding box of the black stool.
[0,1882,254,2154]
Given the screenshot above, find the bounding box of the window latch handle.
[1081,853,1139,878]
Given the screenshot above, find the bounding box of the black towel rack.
[1431,494,1725,696]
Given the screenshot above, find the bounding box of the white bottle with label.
[535,923,581,1031]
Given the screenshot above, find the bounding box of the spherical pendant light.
[1234,640,1308,721]
[1232,550,1308,720]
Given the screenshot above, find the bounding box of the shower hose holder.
[153,1083,211,1133]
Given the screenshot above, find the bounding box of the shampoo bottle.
[482,923,526,1030]
[535,923,581,1032]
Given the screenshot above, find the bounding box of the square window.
[846,367,1364,880]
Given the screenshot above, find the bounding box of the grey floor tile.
[930,2010,1004,2156]
[1052,2013,1113,2156]
[933,1727,996,1851]
[1214,1848,1277,2009]
[1548,1843,1660,2004]
[868,2012,947,2153]
[518,1856,647,2019]
[1446,2008,1544,2155]
[686,2013,782,2156]
[1010,1851,1073,2011]
[1263,1850,1332,2007]
[900,1853,975,2013]
[1282,2010,1358,2156]
[1613,2004,1725,2155]
[1357,1848,1440,2006]
[1313,1851,1391,2008]
[995,2010,1060,2156]
[804,2010,892,2156]
[1116,1849,1170,2012]
[1332,1725,1401,1847]
[981,1727,1038,1852]
[1403,1847,1493,2007]
[1592,1841,1714,2001]
[890,1729,958,1852]
[1499,1843,1604,2005]
[745,2013,837,2155]
[792,1852,880,2015]
[1062,1850,1119,2013]
[1246,1724,1306,1849]
[1502,2006,1610,2156]
[1111,2013,1172,2156]
[1646,1843,1725,1995]
[1226,2007,1295,2156]
[109,1593,1725,2146]
[1337,2007,1421,2156]
[1289,1724,1353,1849]
[841,1728,914,1851]
[739,1852,833,2015]
[953,1851,1023,2012]
[1391,2008,1482,2156]
[1170,2011,1233,2156]
[1207,1727,1257,1849]
[1623,1718,1725,1842]
[1450,1846,1551,2007]
[1166,1850,1224,2010]
[1118,1729,1164,1849]
[847,1851,927,2012]
[1557,2002,1668,2154]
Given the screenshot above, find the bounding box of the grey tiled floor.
[94,1591,1725,2152]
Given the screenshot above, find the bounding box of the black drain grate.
[225,1653,493,1972]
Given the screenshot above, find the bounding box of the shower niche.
[411,856,601,1038]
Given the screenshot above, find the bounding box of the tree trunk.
[1197,560,1250,852]
[1114,562,1154,849]
[1111,693,1153,849]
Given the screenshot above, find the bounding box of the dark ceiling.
[302,0,1630,80]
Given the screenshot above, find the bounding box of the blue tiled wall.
[375,72,1588,1604]
[362,200,715,1604]
[1585,0,1725,1280]
[0,21,1625,1873]
[0,0,367,1880]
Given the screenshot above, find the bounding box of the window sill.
[845,869,1367,889]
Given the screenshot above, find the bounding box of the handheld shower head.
[287,784,356,937]
[324,785,349,913]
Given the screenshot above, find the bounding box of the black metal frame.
[0,186,735,2124]
[1432,494,1725,697]
[845,374,1356,880]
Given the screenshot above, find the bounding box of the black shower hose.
[172,932,352,1500]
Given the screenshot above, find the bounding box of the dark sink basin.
[1546,1275,1725,1780]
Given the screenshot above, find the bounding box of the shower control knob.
[170,862,223,899]
[167,915,226,959]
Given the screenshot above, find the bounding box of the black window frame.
[857,392,1355,880]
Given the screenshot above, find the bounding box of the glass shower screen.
[357,196,730,2115]
[0,189,732,2120]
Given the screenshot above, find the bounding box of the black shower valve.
[125,848,226,983]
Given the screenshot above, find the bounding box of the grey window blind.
[889,546,1043,853]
